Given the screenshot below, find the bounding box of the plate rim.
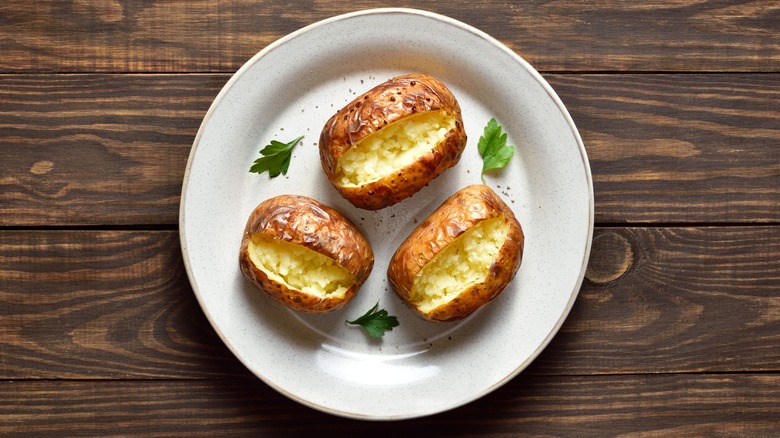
[179,7,594,420]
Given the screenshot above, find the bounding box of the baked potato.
[239,195,374,313]
[319,74,467,210]
[387,185,524,322]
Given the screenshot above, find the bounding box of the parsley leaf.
[477,118,514,182]
[249,135,303,177]
[346,302,399,338]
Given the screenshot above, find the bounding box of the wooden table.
[1,1,778,435]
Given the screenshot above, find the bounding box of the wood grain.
[549,74,780,223]
[542,226,780,375]
[1,374,778,435]
[0,74,226,226]
[0,1,777,73]
[1,227,777,379]
[1,0,775,434]
[0,230,243,379]
[1,74,777,226]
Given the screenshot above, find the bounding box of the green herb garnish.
[249,135,303,177]
[346,302,399,338]
[477,118,514,182]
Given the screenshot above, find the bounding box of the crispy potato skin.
[239,195,374,313]
[387,185,524,322]
[319,74,467,210]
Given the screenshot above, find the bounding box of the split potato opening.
[246,234,356,299]
[336,110,457,186]
[319,74,467,210]
[387,185,524,322]
[239,195,374,313]
[410,215,509,314]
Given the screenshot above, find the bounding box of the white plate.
[180,8,593,420]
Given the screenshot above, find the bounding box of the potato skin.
[239,195,374,313]
[319,74,467,210]
[387,185,524,322]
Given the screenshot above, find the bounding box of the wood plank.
[548,74,780,223]
[0,74,226,226]
[0,230,245,379]
[541,226,780,375]
[1,374,778,435]
[0,1,777,73]
[1,74,777,226]
[1,227,777,379]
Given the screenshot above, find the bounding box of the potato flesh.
[410,216,508,313]
[337,110,456,186]
[247,235,355,298]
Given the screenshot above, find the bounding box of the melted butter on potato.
[247,234,355,298]
[336,110,456,186]
[410,215,509,313]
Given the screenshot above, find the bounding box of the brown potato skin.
[319,74,467,210]
[239,195,374,313]
[387,185,524,322]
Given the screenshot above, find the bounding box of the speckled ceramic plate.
[180,8,593,420]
